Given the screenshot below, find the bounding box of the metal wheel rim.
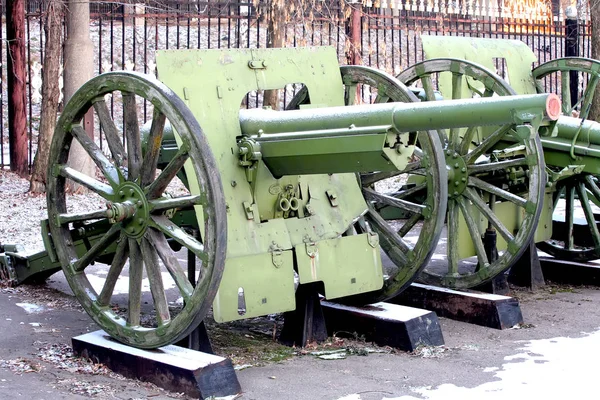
[398,58,546,289]
[290,65,447,303]
[47,71,227,348]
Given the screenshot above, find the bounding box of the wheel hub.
[445,150,468,198]
[106,182,149,238]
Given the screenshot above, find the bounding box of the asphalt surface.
[1,267,600,399]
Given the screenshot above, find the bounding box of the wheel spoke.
[146,228,194,301]
[148,195,202,212]
[345,83,359,105]
[463,187,514,244]
[140,109,167,186]
[465,124,513,164]
[374,93,390,104]
[73,224,121,273]
[560,72,572,115]
[421,74,437,101]
[127,238,143,327]
[56,164,114,198]
[57,209,108,225]
[71,125,121,187]
[457,197,489,270]
[366,209,411,260]
[565,185,575,250]
[93,99,125,166]
[98,236,129,306]
[140,237,171,326]
[575,182,600,249]
[363,187,425,215]
[579,74,600,120]
[468,157,528,174]
[468,176,528,208]
[447,199,460,276]
[449,72,463,147]
[149,215,208,263]
[123,92,141,181]
[397,212,421,237]
[393,182,427,200]
[458,126,477,155]
[146,145,189,199]
[584,174,600,200]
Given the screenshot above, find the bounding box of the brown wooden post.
[6,0,29,176]
[346,3,363,66]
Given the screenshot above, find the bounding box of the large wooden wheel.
[47,72,226,348]
[289,65,447,303]
[398,59,546,289]
[533,58,600,261]
[532,57,600,120]
[536,174,600,261]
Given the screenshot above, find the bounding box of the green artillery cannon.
[0,47,557,349]
[391,36,600,288]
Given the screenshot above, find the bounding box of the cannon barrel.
[239,94,560,176]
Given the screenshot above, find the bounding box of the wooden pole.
[6,0,29,176]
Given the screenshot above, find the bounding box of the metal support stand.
[508,240,545,289]
[279,282,328,347]
[176,231,214,353]
[475,228,510,295]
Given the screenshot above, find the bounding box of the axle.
[238,94,560,176]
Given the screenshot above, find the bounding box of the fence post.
[346,2,362,66]
[6,0,28,176]
[565,6,579,109]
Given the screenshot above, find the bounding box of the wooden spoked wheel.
[536,175,600,262]
[532,57,600,120]
[398,59,546,289]
[289,65,447,303]
[47,72,226,348]
[533,58,600,261]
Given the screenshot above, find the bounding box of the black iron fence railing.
[0,0,593,169]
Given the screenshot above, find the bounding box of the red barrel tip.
[546,94,561,120]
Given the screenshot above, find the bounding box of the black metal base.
[322,301,444,351]
[175,321,213,354]
[72,331,241,399]
[391,283,523,330]
[508,240,545,289]
[473,272,510,295]
[279,283,328,347]
[540,257,600,286]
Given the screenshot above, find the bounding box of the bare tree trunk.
[590,0,600,122]
[6,0,29,177]
[64,0,95,193]
[30,0,65,193]
[263,0,285,110]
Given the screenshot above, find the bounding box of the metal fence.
[0,0,594,169]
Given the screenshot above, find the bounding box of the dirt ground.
[1,274,599,399]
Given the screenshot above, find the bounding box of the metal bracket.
[305,242,318,258]
[271,249,283,268]
[243,201,255,220]
[367,232,379,248]
[326,190,339,207]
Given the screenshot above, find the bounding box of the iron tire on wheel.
[398,58,546,289]
[47,71,226,349]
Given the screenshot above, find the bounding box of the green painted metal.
[156,47,385,323]
[420,35,538,95]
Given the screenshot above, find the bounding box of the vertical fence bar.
[565,8,578,108]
